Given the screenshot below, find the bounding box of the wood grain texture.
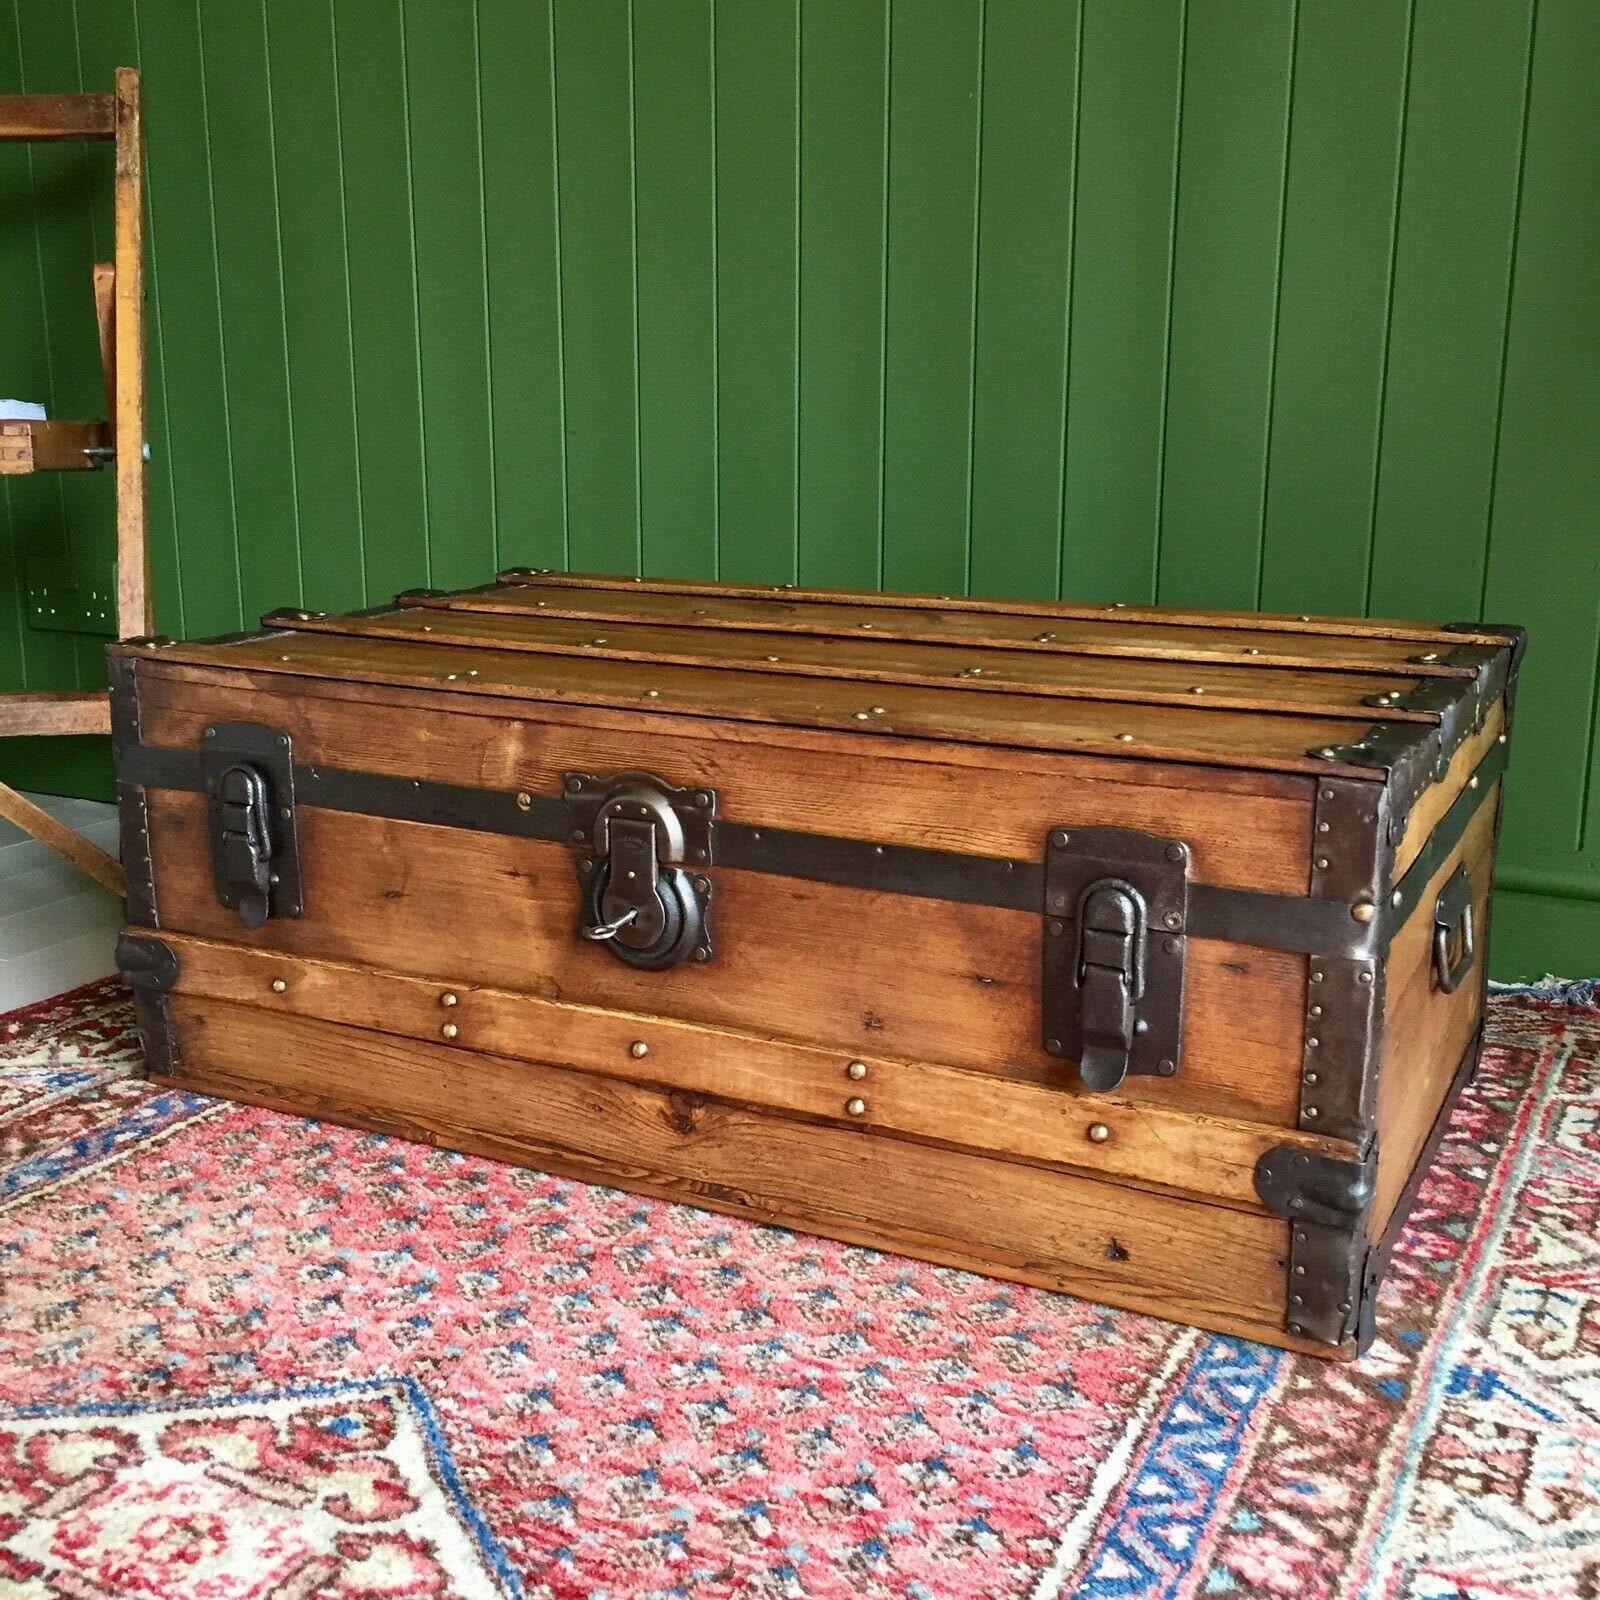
[159,931,1347,1211]
[161,997,1305,1349]
[279,604,1443,722]
[142,630,1390,775]
[430,583,1487,673]
[1374,788,1498,1234]
[144,790,1307,1125]
[0,690,110,736]
[0,89,114,138]
[1392,700,1507,883]
[136,669,1317,894]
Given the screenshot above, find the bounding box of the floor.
[0,792,120,1012]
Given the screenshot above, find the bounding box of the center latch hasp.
[1042,826,1190,1092]
[565,771,715,970]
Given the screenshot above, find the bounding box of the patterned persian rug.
[1,981,1596,1599]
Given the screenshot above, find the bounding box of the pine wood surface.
[1374,790,1499,1233]
[157,930,1347,1211]
[160,997,1319,1353]
[280,604,1445,721]
[148,630,1390,775]
[136,670,1316,894]
[143,791,1308,1125]
[422,580,1492,673]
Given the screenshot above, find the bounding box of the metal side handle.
[1432,864,1476,993]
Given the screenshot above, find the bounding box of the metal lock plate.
[565,771,714,970]
[202,722,303,928]
[1042,826,1189,1091]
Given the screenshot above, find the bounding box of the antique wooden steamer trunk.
[110,573,1523,1359]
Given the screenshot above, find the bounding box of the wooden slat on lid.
[487,568,1512,646]
[270,604,1443,724]
[412,581,1485,676]
[149,629,1392,778]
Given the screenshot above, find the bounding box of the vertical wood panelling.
[1156,0,1293,610]
[262,0,365,615]
[1257,0,1411,613]
[331,0,426,604]
[197,1,301,622]
[2,0,1596,977]
[1059,0,1185,604]
[479,0,567,576]
[967,0,1077,602]
[401,1,495,594]
[714,0,798,584]
[880,0,983,596]
[1482,0,1600,868]
[796,0,887,590]
[633,0,717,579]
[552,0,638,576]
[1366,0,1532,622]
[133,0,240,635]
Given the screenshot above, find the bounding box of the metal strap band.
[116,735,1505,960]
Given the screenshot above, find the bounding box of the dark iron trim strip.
[116,733,1505,960]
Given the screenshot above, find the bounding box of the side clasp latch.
[565,771,714,971]
[202,722,303,929]
[1042,827,1189,1092]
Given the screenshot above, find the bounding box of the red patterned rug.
[1,980,1596,1598]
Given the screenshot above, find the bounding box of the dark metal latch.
[1043,827,1189,1092]
[202,722,303,928]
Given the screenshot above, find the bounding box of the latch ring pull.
[581,905,641,942]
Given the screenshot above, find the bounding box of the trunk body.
[112,574,1523,1358]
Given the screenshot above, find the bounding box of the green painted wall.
[2,0,1596,980]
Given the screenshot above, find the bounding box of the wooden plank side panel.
[162,999,1302,1349]
[160,933,1348,1212]
[135,670,1317,892]
[1374,785,1498,1234]
[143,790,1307,1125]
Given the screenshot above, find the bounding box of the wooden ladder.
[0,69,146,896]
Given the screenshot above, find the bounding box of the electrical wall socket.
[24,557,117,637]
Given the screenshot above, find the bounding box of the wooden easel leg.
[0,782,124,897]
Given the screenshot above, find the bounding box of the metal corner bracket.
[1254,1141,1377,1348]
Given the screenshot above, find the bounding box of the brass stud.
[1190,685,1206,695]
[441,1022,459,1041]
[441,991,458,1007]
[1244,647,1261,655]
[630,1040,650,1059]
[846,1060,867,1081]
[765,654,781,663]
[1351,901,1376,924]
[871,706,887,715]
[1087,1122,1111,1144]
[1117,732,1134,743]
[270,978,287,994]
[516,792,532,811]
[854,711,871,721]
[646,689,660,698]
[1469,774,1480,789]
[845,1097,867,1117]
